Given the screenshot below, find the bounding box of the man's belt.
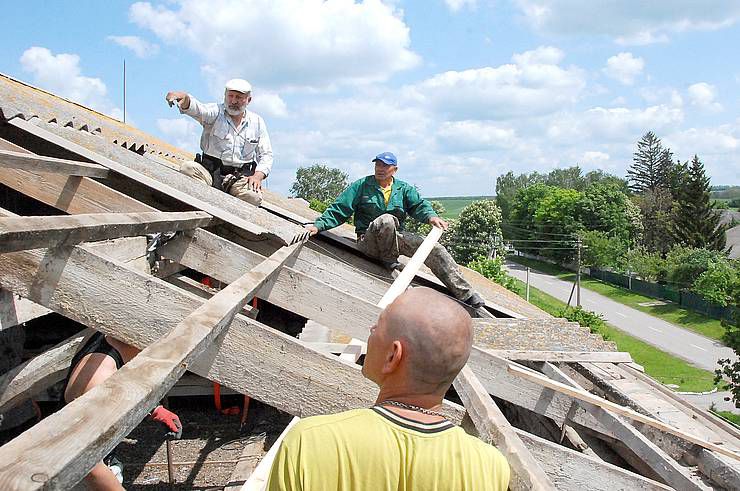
[196,154,256,192]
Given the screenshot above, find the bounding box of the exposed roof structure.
[1,72,739,490]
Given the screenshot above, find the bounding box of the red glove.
[151,405,182,439]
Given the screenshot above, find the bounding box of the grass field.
[427,196,494,219]
[508,277,718,392]
[509,256,727,342]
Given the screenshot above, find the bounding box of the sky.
[1,0,739,197]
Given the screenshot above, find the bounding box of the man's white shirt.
[180,95,273,176]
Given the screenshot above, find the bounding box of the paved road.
[505,261,736,373]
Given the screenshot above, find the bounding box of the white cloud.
[514,0,740,45]
[581,151,610,165]
[130,0,419,90]
[444,0,477,12]
[415,46,585,120]
[603,52,644,85]
[687,82,723,112]
[639,86,683,107]
[19,46,122,119]
[156,118,200,153]
[436,121,517,151]
[107,35,160,58]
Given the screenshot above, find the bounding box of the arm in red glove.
[150,405,182,439]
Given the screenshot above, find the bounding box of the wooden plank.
[508,363,740,462]
[515,429,672,491]
[377,225,443,308]
[0,149,109,178]
[223,433,267,491]
[454,365,555,490]
[0,211,211,253]
[490,350,633,363]
[0,288,51,331]
[0,244,465,425]
[9,117,302,244]
[164,274,258,319]
[539,362,709,491]
[243,417,300,491]
[0,329,94,413]
[0,242,304,490]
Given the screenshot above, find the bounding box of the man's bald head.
[382,287,473,393]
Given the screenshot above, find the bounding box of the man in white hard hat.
[165,79,272,206]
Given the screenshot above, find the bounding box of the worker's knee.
[64,353,119,403]
[180,161,212,186]
[228,180,263,205]
[368,214,399,235]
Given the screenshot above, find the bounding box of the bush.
[581,230,628,269]
[467,257,520,294]
[557,306,608,337]
[692,259,740,307]
[665,246,725,287]
[729,198,740,209]
[716,311,740,406]
[625,247,666,281]
[405,201,446,235]
[309,198,328,214]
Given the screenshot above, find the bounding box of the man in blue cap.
[305,152,485,308]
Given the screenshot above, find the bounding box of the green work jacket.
[314,176,437,235]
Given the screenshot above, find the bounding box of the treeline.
[495,131,736,308]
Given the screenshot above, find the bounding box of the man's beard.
[225,105,244,116]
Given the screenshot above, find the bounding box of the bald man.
[267,288,510,491]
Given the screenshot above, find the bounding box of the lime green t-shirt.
[266,407,510,491]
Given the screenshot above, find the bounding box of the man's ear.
[381,340,403,374]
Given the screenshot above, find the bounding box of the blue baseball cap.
[373,152,397,166]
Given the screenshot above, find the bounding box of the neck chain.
[377,400,447,418]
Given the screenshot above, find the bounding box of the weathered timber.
[0,211,211,253]
[516,429,672,491]
[9,117,301,244]
[539,362,709,491]
[454,365,555,490]
[509,363,740,462]
[0,288,50,331]
[0,244,465,424]
[0,149,109,177]
[223,433,266,490]
[491,350,632,363]
[164,274,258,319]
[0,329,94,414]
[0,243,303,489]
[378,225,443,308]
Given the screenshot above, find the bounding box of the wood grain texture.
[0,149,109,178]
[0,211,211,252]
[454,365,555,491]
[0,329,94,413]
[489,350,632,363]
[0,243,302,489]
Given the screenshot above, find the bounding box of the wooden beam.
[377,225,443,308]
[0,211,211,253]
[508,363,740,462]
[539,362,708,491]
[454,365,555,490]
[0,242,304,490]
[0,329,94,414]
[0,288,50,331]
[223,433,266,490]
[515,429,672,491]
[0,244,465,425]
[0,149,109,178]
[490,350,633,363]
[9,117,302,244]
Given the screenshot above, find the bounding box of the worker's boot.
[463,292,486,309]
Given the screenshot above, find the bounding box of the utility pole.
[576,237,582,308]
[526,267,530,302]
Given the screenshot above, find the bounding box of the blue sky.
[1,0,739,196]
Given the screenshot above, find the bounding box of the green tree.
[404,201,446,235]
[447,200,504,265]
[581,230,627,269]
[692,259,739,307]
[508,184,554,239]
[578,181,641,243]
[583,170,629,193]
[625,247,667,281]
[290,164,349,203]
[545,166,584,190]
[534,188,581,261]
[665,246,725,287]
[495,171,544,221]
[634,187,676,255]
[672,155,727,251]
[467,257,520,293]
[627,131,674,194]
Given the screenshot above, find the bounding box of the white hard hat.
[224,78,252,94]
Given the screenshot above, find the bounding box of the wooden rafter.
[0,149,109,178]
[0,211,211,253]
[0,241,304,489]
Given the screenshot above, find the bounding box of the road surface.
[505,261,736,373]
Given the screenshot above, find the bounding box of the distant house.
[720,210,740,259]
